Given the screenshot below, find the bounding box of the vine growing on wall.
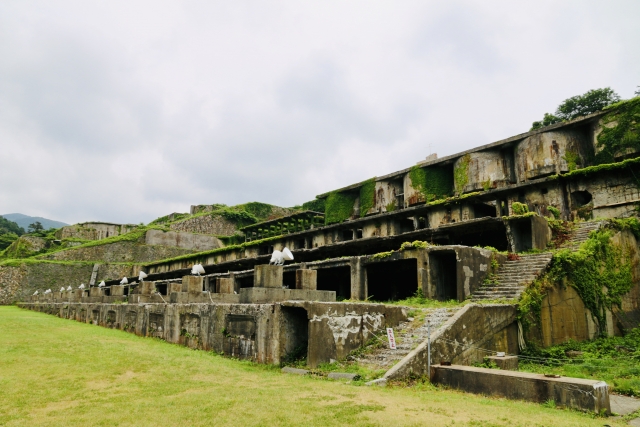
[324,191,357,225]
[596,97,640,164]
[453,154,471,194]
[409,165,453,202]
[359,178,376,217]
[549,229,633,334]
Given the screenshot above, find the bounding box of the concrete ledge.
[240,288,335,304]
[328,372,360,381]
[281,367,309,375]
[432,364,610,414]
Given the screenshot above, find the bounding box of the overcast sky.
[1,1,638,225]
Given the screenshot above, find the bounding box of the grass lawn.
[0,306,622,426]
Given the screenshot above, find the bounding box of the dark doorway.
[283,271,296,289]
[429,251,457,301]
[236,275,254,289]
[281,307,309,364]
[510,219,533,252]
[473,203,497,219]
[571,190,592,207]
[366,259,418,302]
[316,266,351,300]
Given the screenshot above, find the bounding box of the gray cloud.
[0,0,638,225]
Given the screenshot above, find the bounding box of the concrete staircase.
[558,221,603,249]
[354,307,460,370]
[471,253,553,301]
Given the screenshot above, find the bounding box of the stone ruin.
[17,105,640,414]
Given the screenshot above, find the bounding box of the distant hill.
[1,213,68,231]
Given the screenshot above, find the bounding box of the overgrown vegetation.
[301,198,326,213]
[511,202,529,215]
[519,329,640,397]
[453,154,470,195]
[409,165,452,202]
[531,87,621,130]
[324,191,357,225]
[359,178,376,217]
[595,97,640,164]
[0,215,25,251]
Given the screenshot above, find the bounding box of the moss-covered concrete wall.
[39,241,195,263]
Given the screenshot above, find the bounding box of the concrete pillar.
[295,269,317,290]
[254,265,283,288]
[89,287,103,297]
[350,258,366,300]
[140,281,155,295]
[168,282,182,294]
[216,277,235,294]
[110,285,124,296]
[73,289,84,301]
[182,276,203,293]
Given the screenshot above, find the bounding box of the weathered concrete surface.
[169,214,238,236]
[55,222,137,240]
[283,301,407,368]
[0,262,136,305]
[328,372,360,380]
[182,276,204,293]
[41,241,195,263]
[295,269,317,290]
[485,355,518,370]
[239,288,335,304]
[454,151,510,194]
[145,229,222,251]
[385,304,517,380]
[19,300,398,367]
[432,364,610,413]
[254,265,283,288]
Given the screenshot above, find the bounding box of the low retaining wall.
[18,301,405,367]
[386,304,517,379]
[431,364,610,414]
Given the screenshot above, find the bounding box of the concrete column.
[350,257,366,300]
[295,269,317,290]
[254,265,283,288]
[110,285,124,296]
[182,276,203,293]
[140,281,155,295]
[168,282,182,294]
[216,277,235,294]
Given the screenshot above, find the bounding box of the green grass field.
[0,306,623,426]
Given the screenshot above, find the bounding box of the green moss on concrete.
[409,166,453,202]
[453,154,471,194]
[596,97,640,164]
[359,178,376,217]
[324,192,357,225]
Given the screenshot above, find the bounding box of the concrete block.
[89,287,103,297]
[485,355,518,370]
[110,285,124,296]
[254,265,283,288]
[240,288,336,304]
[168,282,182,294]
[365,378,387,387]
[139,281,155,295]
[182,276,203,293]
[328,372,360,381]
[281,367,309,375]
[431,364,610,414]
[295,269,317,290]
[216,277,235,294]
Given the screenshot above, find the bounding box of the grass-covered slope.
[0,306,619,426]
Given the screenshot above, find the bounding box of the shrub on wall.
[409,166,453,202]
[511,202,529,215]
[596,97,640,164]
[324,192,357,225]
[359,178,376,217]
[301,198,326,213]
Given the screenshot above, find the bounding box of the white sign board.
[386,328,396,350]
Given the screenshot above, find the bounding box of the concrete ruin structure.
[13,99,640,412]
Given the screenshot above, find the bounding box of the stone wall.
[40,241,195,263]
[170,214,238,236]
[55,223,137,240]
[144,229,223,251]
[0,262,137,305]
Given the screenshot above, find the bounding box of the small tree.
[28,221,44,233]
[531,87,621,130]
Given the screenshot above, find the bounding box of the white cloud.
[0,0,638,224]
